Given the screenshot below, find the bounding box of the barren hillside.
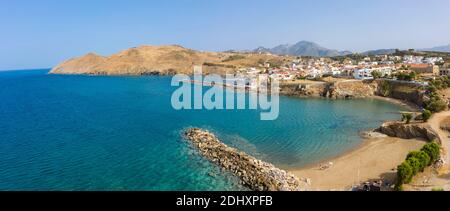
[50,45,286,75]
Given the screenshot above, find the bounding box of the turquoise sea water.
[0,69,404,191]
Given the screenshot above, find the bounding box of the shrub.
[397,162,413,185]
[394,185,404,191]
[401,113,413,124]
[416,151,431,171]
[407,151,431,172]
[406,151,421,160]
[380,81,392,97]
[396,142,440,188]
[422,109,432,122]
[425,98,448,113]
[372,71,382,79]
[428,85,437,93]
[396,72,414,81]
[422,142,441,163]
[406,157,421,175]
[432,188,444,191]
[222,55,245,62]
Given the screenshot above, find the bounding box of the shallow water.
[0,69,404,190]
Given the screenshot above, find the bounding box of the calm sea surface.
[0,69,404,190]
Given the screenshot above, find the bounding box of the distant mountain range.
[419,44,450,53]
[361,49,397,56]
[251,41,450,56]
[253,41,352,57]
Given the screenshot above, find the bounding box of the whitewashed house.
[353,68,374,80]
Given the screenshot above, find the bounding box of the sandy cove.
[290,96,427,191]
[290,103,450,191]
[290,136,426,191]
[369,95,421,112]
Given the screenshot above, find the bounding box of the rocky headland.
[50,45,288,76]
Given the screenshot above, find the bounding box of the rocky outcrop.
[184,128,308,191]
[280,80,377,99]
[331,80,377,98]
[374,79,426,107]
[377,122,440,143]
[280,83,328,97]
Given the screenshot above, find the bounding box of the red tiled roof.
[409,64,430,68]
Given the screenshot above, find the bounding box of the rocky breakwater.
[377,121,441,144]
[184,128,308,191]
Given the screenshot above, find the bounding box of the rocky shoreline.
[377,121,440,143]
[184,128,309,191]
[280,79,426,106]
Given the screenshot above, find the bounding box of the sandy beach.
[291,136,426,191]
[370,95,421,112]
[286,95,427,191]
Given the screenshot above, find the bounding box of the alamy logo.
[171,66,280,120]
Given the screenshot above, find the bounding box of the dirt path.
[404,111,450,191]
[428,111,450,171]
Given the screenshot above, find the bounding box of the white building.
[353,68,374,80]
[423,57,443,64]
[403,55,424,64]
[307,69,321,78]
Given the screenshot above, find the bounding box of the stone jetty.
[184,128,308,191]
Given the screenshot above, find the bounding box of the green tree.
[407,151,430,171]
[428,85,437,93]
[425,98,448,113]
[397,162,413,185]
[416,151,431,171]
[407,151,421,160]
[380,81,392,97]
[402,113,413,124]
[422,109,432,122]
[406,157,421,175]
[396,72,413,81]
[371,71,382,79]
[422,142,441,163]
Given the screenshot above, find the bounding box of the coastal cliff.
[280,79,376,99]
[374,79,426,106]
[184,128,308,191]
[280,79,426,105]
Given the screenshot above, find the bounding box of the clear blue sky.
[1,0,450,70]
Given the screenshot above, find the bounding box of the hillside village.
[236,50,449,88]
[51,45,450,91]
